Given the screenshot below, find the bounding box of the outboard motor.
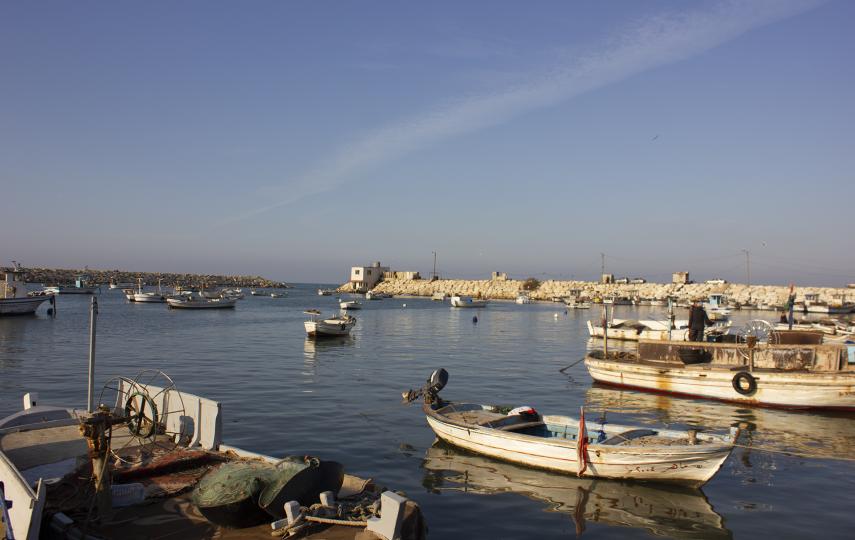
[402,368,449,404]
[427,368,448,396]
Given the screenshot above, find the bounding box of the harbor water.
[1,285,853,539]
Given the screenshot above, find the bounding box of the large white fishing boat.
[404,370,736,487]
[133,278,168,303]
[0,264,50,316]
[584,329,855,410]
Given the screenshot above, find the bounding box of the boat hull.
[304,320,355,337]
[425,409,732,487]
[585,356,855,410]
[134,294,167,303]
[166,298,236,309]
[0,296,49,316]
[587,320,689,342]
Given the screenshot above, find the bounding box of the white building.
[347,261,389,292]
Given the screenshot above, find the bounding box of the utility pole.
[431,251,437,280]
[601,253,605,277]
[742,249,750,286]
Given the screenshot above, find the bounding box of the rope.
[559,357,587,373]
[304,515,368,527]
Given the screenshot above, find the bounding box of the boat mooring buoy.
[402,303,407,307]
[472,316,478,324]
[554,313,559,318]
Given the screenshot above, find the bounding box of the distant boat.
[108,279,134,289]
[318,288,335,296]
[450,296,487,308]
[304,309,356,337]
[587,318,691,342]
[250,289,266,296]
[270,292,286,298]
[703,294,731,321]
[134,278,168,303]
[167,294,236,310]
[43,274,98,295]
[515,294,532,305]
[365,290,389,300]
[431,292,447,301]
[340,300,362,310]
[1,264,50,316]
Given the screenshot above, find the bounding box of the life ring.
[732,371,757,395]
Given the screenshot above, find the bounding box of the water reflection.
[421,441,731,539]
[583,385,855,459]
[302,335,354,360]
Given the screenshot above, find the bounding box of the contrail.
[222,0,823,225]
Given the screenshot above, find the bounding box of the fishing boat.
[318,288,334,296]
[603,296,633,306]
[0,304,424,540]
[134,278,168,303]
[802,293,855,314]
[108,279,134,289]
[587,318,691,341]
[515,293,532,305]
[449,296,487,308]
[0,264,50,316]
[339,300,362,310]
[584,327,855,410]
[403,370,737,487]
[304,310,356,337]
[122,288,137,301]
[167,294,237,309]
[43,275,99,295]
[702,294,731,321]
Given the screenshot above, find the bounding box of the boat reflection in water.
[303,334,354,360]
[421,441,731,539]
[582,384,855,460]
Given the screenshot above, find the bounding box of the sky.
[2,1,853,286]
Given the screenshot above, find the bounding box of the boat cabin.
[706,294,727,308]
[2,265,27,299]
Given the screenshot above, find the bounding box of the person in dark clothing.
[688,301,712,342]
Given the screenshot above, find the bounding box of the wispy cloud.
[222,0,823,225]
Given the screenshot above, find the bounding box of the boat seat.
[498,421,545,432]
[600,429,657,446]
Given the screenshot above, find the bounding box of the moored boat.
[587,318,691,341]
[43,274,99,294]
[584,333,855,409]
[449,296,487,308]
[318,288,334,296]
[167,294,237,309]
[404,370,737,487]
[339,300,362,310]
[134,278,168,303]
[515,293,532,304]
[0,263,50,316]
[304,309,356,337]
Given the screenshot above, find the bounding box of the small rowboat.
[404,370,737,487]
[304,310,356,337]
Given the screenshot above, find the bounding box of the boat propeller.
[402,368,448,404]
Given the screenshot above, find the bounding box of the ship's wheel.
[98,370,187,463]
[736,320,778,360]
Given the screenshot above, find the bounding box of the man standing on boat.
[688,300,713,342]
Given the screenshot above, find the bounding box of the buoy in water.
[472,315,478,324]
[554,313,559,318]
[402,303,407,308]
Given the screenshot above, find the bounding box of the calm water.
[1,285,854,539]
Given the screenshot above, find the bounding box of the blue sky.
[2,1,852,285]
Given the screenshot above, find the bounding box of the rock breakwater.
[3,266,287,289]
[368,278,853,306]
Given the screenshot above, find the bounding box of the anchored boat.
[584,326,855,410]
[404,370,737,487]
[304,310,356,337]
[1,264,51,316]
[339,300,362,310]
[167,293,237,309]
[449,296,487,308]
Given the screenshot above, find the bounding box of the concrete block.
[320,490,336,507]
[23,392,38,410]
[284,500,301,525]
[365,491,407,540]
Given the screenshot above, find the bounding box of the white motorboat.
[449,296,487,308]
[304,309,357,337]
[340,300,362,310]
[584,330,855,410]
[167,294,237,309]
[0,263,50,316]
[404,370,737,487]
[365,290,389,300]
[270,292,286,298]
[515,293,532,305]
[587,319,691,341]
[134,278,168,303]
[318,288,334,296]
[221,288,244,299]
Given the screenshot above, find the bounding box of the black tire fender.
[732,371,757,395]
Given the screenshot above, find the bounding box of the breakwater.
[367,278,853,306]
[2,266,287,288]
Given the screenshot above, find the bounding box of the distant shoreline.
[3,266,287,289]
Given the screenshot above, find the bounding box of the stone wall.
[2,267,287,288]
[364,278,854,305]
